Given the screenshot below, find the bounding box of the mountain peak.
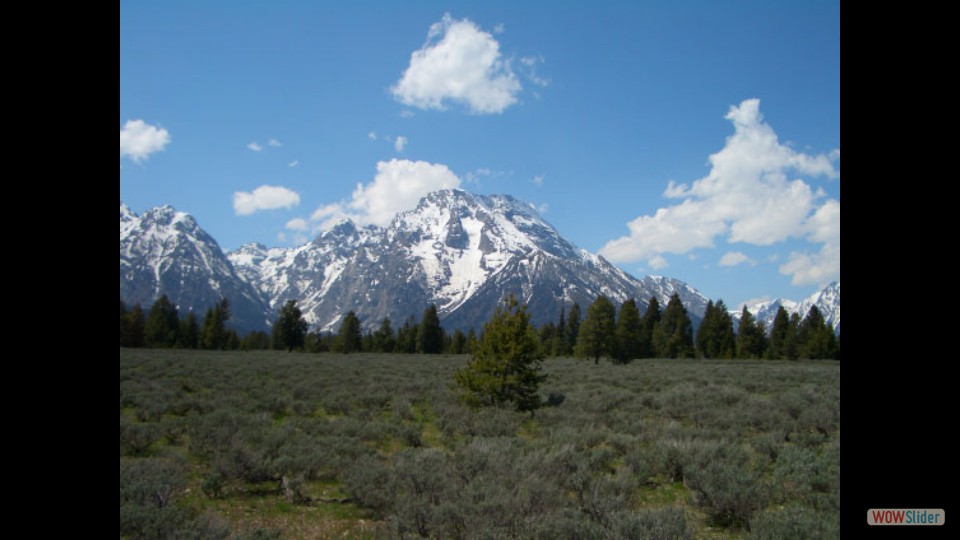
[220,187,710,331]
[122,190,744,334]
[120,204,270,331]
[732,282,840,334]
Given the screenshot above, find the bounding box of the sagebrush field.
[120,349,839,539]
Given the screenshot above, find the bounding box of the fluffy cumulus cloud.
[233,185,301,216]
[718,251,755,267]
[391,13,521,114]
[120,120,170,162]
[285,218,308,231]
[310,159,460,230]
[778,199,840,285]
[395,136,408,152]
[599,99,839,285]
[649,255,669,271]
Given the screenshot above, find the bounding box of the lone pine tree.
[273,299,308,352]
[454,295,546,412]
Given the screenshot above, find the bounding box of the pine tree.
[575,295,617,364]
[639,297,661,358]
[373,317,396,353]
[696,299,735,359]
[273,300,309,352]
[121,303,146,348]
[556,307,567,356]
[565,303,581,356]
[796,305,838,359]
[454,295,546,412]
[735,306,766,359]
[538,322,556,354]
[202,298,231,350]
[614,298,642,364]
[695,300,716,358]
[787,312,802,360]
[396,316,418,353]
[241,331,270,350]
[451,329,467,354]
[337,311,363,354]
[418,304,444,354]
[652,293,694,358]
[362,330,375,353]
[225,329,240,350]
[466,328,478,355]
[768,307,801,359]
[201,308,215,349]
[145,294,180,348]
[179,311,199,349]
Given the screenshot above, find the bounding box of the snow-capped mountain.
[797,282,841,334]
[227,189,709,331]
[120,203,271,330]
[734,282,840,335]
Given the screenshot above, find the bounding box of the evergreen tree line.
[119,295,243,350]
[121,292,839,360]
[119,296,472,355]
[307,304,476,355]
[569,293,839,362]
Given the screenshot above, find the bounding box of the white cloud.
[288,160,299,168]
[285,218,308,231]
[649,255,669,270]
[310,159,461,229]
[779,199,840,285]
[391,13,522,114]
[233,185,301,216]
[368,131,378,141]
[395,136,408,152]
[309,203,353,230]
[599,99,839,284]
[532,174,545,187]
[247,142,263,152]
[119,119,170,162]
[718,251,755,267]
[268,138,282,147]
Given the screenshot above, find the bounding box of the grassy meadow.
[120,349,839,539]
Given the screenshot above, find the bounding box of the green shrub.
[750,505,839,539]
[684,443,767,529]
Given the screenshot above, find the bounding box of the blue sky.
[120,0,840,308]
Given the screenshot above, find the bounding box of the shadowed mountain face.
[121,190,713,333]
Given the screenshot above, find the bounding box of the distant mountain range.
[733,282,841,334]
[119,189,839,334]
